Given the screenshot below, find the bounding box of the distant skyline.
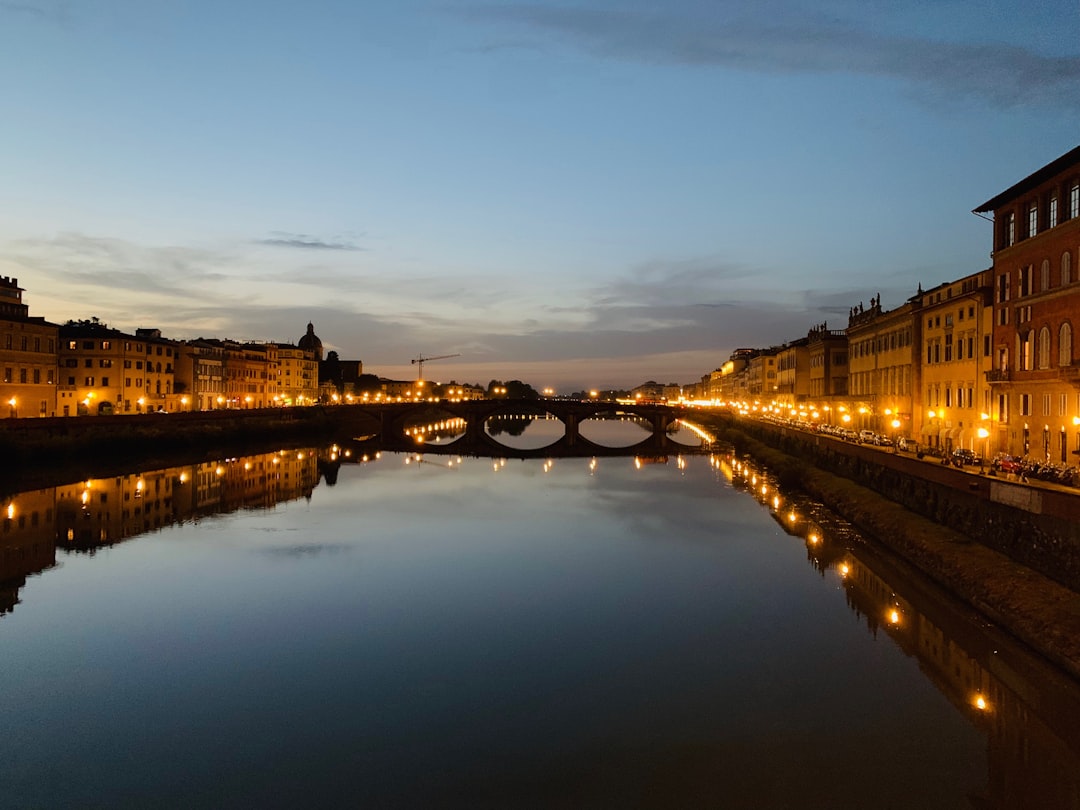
[3,0,1079,391]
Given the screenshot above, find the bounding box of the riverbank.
[700,416,1080,682]
[1,407,380,493]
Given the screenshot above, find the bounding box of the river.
[1,417,1079,808]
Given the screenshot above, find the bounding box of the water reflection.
[3,447,1080,807]
[0,447,360,614]
[716,451,1080,809]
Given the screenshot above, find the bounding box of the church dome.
[298,322,324,360]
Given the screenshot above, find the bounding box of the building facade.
[915,272,994,453]
[974,144,1080,460]
[0,276,58,418]
[846,294,918,440]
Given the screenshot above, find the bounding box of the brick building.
[974,144,1080,460]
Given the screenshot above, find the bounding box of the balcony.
[985,369,1010,383]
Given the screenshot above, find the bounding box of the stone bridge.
[341,398,701,459]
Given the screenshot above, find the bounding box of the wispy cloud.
[256,232,365,251]
[0,0,69,24]
[461,3,1080,109]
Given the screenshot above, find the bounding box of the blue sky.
[2,0,1079,391]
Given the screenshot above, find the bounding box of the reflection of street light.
[7,397,15,419]
[977,427,990,473]
[891,418,901,452]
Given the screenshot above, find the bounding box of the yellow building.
[915,271,994,453]
[275,343,318,406]
[176,340,227,411]
[806,324,848,402]
[0,276,58,418]
[774,338,810,411]
[845,294,918,439]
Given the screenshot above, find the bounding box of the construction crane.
[411,353,460,381]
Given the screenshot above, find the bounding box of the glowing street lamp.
[977,427,990,473]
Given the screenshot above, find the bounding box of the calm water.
[2,431,1080,808]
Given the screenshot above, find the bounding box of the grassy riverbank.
[705,419,1080,682]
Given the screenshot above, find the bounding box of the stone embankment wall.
[1,407,380,485]
[717,415,1080,594]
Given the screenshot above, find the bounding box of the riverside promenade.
[702,410,1080,683]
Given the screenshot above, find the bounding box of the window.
[32,369,39,384]
[997,272,1010,303]
[1007,212,1016,246]
[944,334,953,362]
[84,376,95,386]
[1050,196,1059,228]
[1019,265,1033,296]
[19,368,26,383]
[1018,331,1033,370]
[984,335,991,356]
[101,377,109,387]
[1038,326,1051,369]
[1064,252,1073,285]
[1071,183,1080,219]
[1028,202,1038,237]
[1061,322,1073,366]
[67,376,75,386]
[67,340,77,350]
[1041,259,1050,290]
[46,370,54,384]
[1043,394,1052,416]
[1020,393,1032,416]
[102,340,111,350]
[99,359,112,368]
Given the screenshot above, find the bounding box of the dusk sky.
[2,0,1079,391]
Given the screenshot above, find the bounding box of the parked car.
[951,448,982,467]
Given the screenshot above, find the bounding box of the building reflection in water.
[5,446,1080,806]
[714,452,1080,809]
[0,446,371,615]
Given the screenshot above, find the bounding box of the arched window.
[1063,251,1073,285]
[1042,259,1051,290]
[1038,326,1051,369]
[1061,322,1073,367]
